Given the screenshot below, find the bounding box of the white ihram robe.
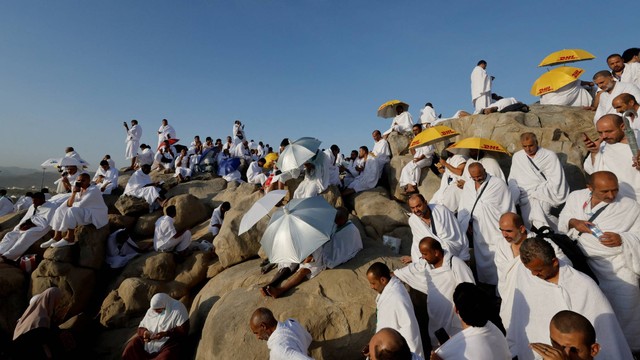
[348,156,379,193]
[619,62,640,87]
[504,264,633,360]
[174,154,192,178]
[93,167,119,195]
[154,215,191,252]
[376,276,424,358]
[383,112,414,136]
[471,65,491,113]
[125,124,142,159]
[105,229,140,268]
[583,141,640,201]
[424,253,475,346]
[124,169,161,207]
[594,81,640,124]
[430,154,468,213]
[399,145,434,187]
[323,149,342,186]
[0,196,13,217]
[293,151,331,199]
[50,185,108,232]
[322,221,362,269]
[0,202,56,261]
[463,156,505,183]
[419,105,437,126]
[559,189,640,351]
[267,319,313,360]
[246,161,267,185]
[435,321,510,360]
[372,139,391,165]
[457,175,514,285]
[157,124,176,148]
[508,148,569,230]
[540,80,592,107]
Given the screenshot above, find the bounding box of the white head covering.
[138,293,188,354]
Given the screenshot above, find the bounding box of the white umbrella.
[276,137,321,173]
[40,158,61,167]
[41,157,89,168]
[238,190,288,235]
[260,196,337,264]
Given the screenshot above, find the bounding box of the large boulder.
[107,214,137,232]
[351,187,409,240]
[165,194,208,232]
[133,210,163,238]
[387,154,442,200]
[211,183,265,268]
[387,132,411,157]
[43,225,110,270]
[192,239,402,360]
[166,178,227,205]
[115,195,150,216]
[31,259,96,317]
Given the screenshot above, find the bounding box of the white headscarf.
[138,293,188,354]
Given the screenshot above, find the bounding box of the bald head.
[499,212,527,245]
[368,328,412,360]
[249,307,278,341]
[551,311,596,345]
[468,163,487,184]
[500,212,524,228]
[419,237,443,253]
[596,114,625,144]
[550,310,599,359]
[612,93,639,114]
[587,171,619,204]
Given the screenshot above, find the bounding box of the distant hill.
[0,166,65,192]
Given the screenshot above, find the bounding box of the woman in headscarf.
[12,287,65,359]
[122,293,189,360]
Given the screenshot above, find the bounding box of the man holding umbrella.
[383,105,414,139]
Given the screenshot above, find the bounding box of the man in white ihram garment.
[383,105,414,138]
[583,114,640,201]
[123,164,166,211]
[508,132,569,231]
[371,130,391,165]
[293,150,331,199]
[173,148,192,183]
[156,119,176,149]
[540,79,593,107]
[123,119,142,171]
[209,202,230,239]
[481,96,520,114]
[613,93,640,131]
[249,307,313,360]
[321,207,362,269]
[503,237,633,360]
[13,192,32,213]
[558,171,640,354]
[42,173,108,249]
[367,262,424,358]
[432,282,510,360]
[323,145,342,186]
[341,146,379,197]
[232,120,245,146]
[0,190,13,217]
[395,194,470,293]
[93,160,119,195]
[592,70,640,124]
[457,163,514,286]
[430,149,468,213]
[419,102,437,127]
[470,60,492,114]
[461,149,505,183]
[367,328,423,360]
[0,192,56,262]
[417,237,475,348]
[608,53,640,87]
[247,158,268,186]
[136,144,154,167]
[153,205,191,253]
[399,124,434,194]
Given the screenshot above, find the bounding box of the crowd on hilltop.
[1,46,640,360]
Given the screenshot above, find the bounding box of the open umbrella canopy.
[238,190,288,235]
[276,137,321,172]
[260,196,337,264]
[531,66,584,96]
[447,137,510,156]
[41,157,89,168]
[409,125,459,149]
[538,49,595,67]
[218,157,241,175]
[377,100,409,118]
[157,138,180,151]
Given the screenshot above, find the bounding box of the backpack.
[534,226,599,284]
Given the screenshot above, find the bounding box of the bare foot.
[260,286,272,297]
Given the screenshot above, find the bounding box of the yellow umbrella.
[409,125,459,149]
[531,66,585,96]
[538,49,595,67]
[448,137,510,156]
[377,99,409,118]
[263,152,279,169]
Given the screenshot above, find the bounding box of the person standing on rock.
[122,293,189,360]
[470,60,492,114]
[157,119,176,149]
[154,205,191,254]
[249,307,313,360]
[209,202,230,240]
[124,119,142,171]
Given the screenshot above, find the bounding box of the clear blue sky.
[0,1,637,170]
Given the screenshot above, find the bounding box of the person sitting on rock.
[173,148,192,183]
[153,205,191,254]
[122,293,189,360]
[209,202,231,240]
[105,228,143,269]
[249,307,313,359]
[259,244,324,299]
[41,173,109,248]
[246,158,268,187]
[0,189,14,217]
[12,287,69,360]
[123,164,167,212]
[399,123,435,195]
[13,191,33,212]
[341,146,379,197]
[0,192,56,262]
[93,160,119,194]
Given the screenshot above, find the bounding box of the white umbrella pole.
[40,168,46,189]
